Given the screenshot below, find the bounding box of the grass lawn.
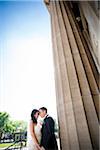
[0,142,26,149]
[0,143,12,148]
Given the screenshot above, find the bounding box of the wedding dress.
[27,119,43,150]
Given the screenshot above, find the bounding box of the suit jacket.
[40,115,58,150]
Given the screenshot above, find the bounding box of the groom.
[39,107,58,150]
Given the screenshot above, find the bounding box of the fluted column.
[51,2,80,150]
[44,1,99,150]
[62,2,99,149]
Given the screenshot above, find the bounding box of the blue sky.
[0,1,57,121]
[0,1,50,49]
[1,1,50,34]
[0,0,51,62]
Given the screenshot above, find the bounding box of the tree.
[3,119,27,134]
[0,112,9,139]
[12,120,27,132]
[0,112,27,140]
[4,120,16,133]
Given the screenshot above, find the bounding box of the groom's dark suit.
[40,115,58,150]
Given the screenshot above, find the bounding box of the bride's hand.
[35,143,41,150]
[40,146,45,150]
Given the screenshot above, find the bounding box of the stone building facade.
[44,1,99,150]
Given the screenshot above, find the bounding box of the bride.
[27,109,44,150]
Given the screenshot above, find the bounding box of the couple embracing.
[27,107,58,150]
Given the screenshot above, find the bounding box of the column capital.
[44,0,50,13]
[44,0,50,5]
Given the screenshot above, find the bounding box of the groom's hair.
[39,107,47,113]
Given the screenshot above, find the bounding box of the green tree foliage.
[0,112,9,139]
[12,120,27,132]
[4,120,16,133]
[0,112,27,139]
[0,112,9,129]
[4,120,27,133]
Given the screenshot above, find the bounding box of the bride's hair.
[31,109,39,123]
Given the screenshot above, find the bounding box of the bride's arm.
[29,120,41,149]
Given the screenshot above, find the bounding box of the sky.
[0,0,58,121]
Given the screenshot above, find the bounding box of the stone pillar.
[44,1,99,150]
[79,2,99,68]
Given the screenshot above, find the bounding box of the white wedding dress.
[27,118,43,150]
